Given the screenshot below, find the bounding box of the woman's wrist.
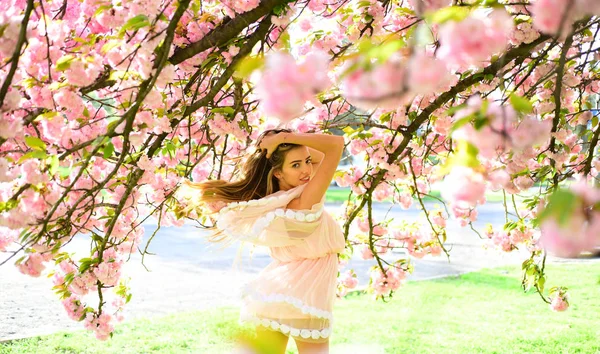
[279,132,289,145]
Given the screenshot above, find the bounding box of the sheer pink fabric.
[213,184,345,343]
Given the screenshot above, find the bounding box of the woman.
[185,129,345,354]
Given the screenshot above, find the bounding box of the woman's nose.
[302,163,312,175]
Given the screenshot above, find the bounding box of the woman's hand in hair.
[258,132,284,158]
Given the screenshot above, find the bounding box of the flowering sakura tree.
[1,0,599,339]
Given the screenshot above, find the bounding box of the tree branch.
[168,0,287,65]
[0,0,34,108]
[342,34,552,236]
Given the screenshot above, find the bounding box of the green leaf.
[414,23,434,46]
[63,272,75,285]
[0,24,8,38]
[0,200,18,213]
[18,150,47,163]
[120,14,150,34]
[49,81,69,91]
[163,140,177,158]
[395,7,415,16]
[538,275,546,293]
[58,166,72,178]
[56,55,75,72]
[472,115,489,130]
[25,136,47,151]
[234,56,264,79]
[503,221,518,232]
[211,107,236,116]
[93,4,111,16]
[536,189,580,227]
[426,6,470,24]
[21,78,37,89]
[445,103,467,116]
[101,40,121,55]
[342,126,355,135]
[78,258,93,274]
[509,94,533,114]
[103,142,115,159]
[449,114,473,134]
[49,155,59,175]
[108,70,133,81]
[278,30,291,51]
[365,39,405,62]
[379,112,392,123]
[438,140,480,176]
[91,234,105,244]
[592,115,598,128]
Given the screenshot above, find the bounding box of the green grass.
[2,264,600,354]
[325,187,354,203]
[325,187,523,204]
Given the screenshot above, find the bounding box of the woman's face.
[275,146,313,191]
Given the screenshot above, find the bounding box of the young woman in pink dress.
[185,129,346,354]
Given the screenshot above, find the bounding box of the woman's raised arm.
[269,132,344,209]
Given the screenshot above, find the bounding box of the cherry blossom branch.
[343,34,552,240]
[0,0,34,108]
[583,125,600,175]
[367,191,387,275]
[408,151,450,258]
[169,0,288,65]
[548,32,576,154]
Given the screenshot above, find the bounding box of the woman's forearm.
[279,132,344,154]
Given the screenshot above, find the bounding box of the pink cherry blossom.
[359,244,375,260]
[396,192,413,210]
[490,231,514,252]
[256,52,330,123]
[431,210,447,228]
[0,113,23,139]
[84,312,115,341]
[340,57,412,110]
[539,181,600,257]
[371,266,407,297]
[510,22,540,45]
[339,270,359,289]
[438,9,513,68]
[531,0,574,35]
[440,167,486,209]
[407,0,452,13]
[550,293,569,312]
[62,295,85,321]
[513,175,534,191]
[16,252,51,277]
[454,97,552,157]
[408,51,454,96]
[0,158,17,182]
[0,227,18,251]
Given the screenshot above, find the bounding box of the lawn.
[2,263,599,354]
[324,186,524,204]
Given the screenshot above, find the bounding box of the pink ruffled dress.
[213,184,345,343]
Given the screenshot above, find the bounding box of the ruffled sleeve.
[214,184,325,247]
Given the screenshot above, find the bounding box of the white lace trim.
[240,313,332,340]
[249,207,323,236]
[242,287,333,320]
[217,196,280,214]
[215,188,324,240]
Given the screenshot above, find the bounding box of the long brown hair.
[185,128,301,206]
